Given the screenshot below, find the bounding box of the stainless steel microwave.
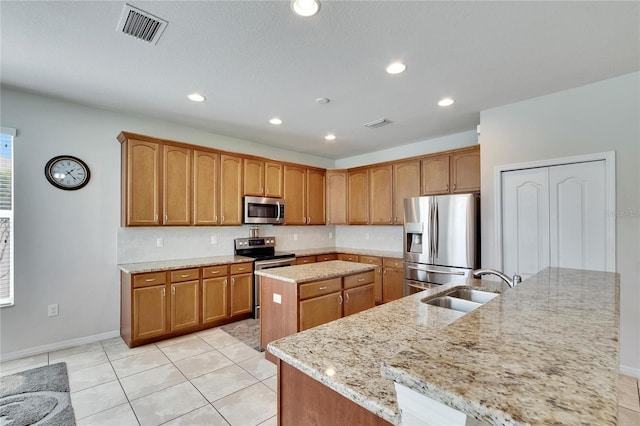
[243,196,285,224]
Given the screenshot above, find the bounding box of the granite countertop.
[118,255,253,274]
[267,268,619,425]
[254,260,376,284]
[293,247,403,259]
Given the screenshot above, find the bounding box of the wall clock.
[44,155,91,190]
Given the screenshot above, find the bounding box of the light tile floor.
[1,327,639,425]
[0,327,277,426]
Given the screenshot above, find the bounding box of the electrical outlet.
[210,235,217,245]
[329,232,333,239]
[48,304,59,317]
[156,238,164,247]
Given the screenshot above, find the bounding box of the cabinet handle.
[210,270,219,274]
[388,218,392,223]
[357,278,365,282]
[319,286,328,290]
[231,277,235,285]
[445,184,449,191]
[214,215,218,223]
[261,187,264,193]
[180,274,190,278]
[394,217,398,223]
[345,293,350,303]
[453,184,456,190]
[224,279,227,287]
[154,214,158,223]
[162,288,165,297]
[221,215,224,224]
[338,295,343,304]
[377,268,381,273]
[172,286,175,295]
[145,278,156,282]
[238,267,246,271]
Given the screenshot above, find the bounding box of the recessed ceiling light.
[315,97,330,104]
[325,134,336,141]
[291,0,320,17]
[386,62,406,74]
[269,118,283,125]
[187,93,205,102]
[438,97,455,107]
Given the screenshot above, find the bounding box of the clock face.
[44,155,91,190]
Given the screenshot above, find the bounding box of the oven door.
[253,257,295,318]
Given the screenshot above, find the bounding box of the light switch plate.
[273,293,282,304]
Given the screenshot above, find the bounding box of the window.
[0,128,15,307]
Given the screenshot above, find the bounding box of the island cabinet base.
[277,360,392,426]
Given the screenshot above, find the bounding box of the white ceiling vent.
[117,4,167,45]
[363,118,391,129]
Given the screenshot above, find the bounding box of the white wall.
[479,72,640,375]
[0,87,333,357]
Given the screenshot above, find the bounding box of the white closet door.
[501,167,550,278]
[549,160,606,271]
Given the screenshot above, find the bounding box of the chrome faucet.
[472,268,522,288]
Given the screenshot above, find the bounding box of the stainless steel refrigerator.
[403,194,480,295]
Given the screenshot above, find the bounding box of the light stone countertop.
[118,255,253,274]
[254,260,375,284]
[293,247,403,259]
[267,268,619,425]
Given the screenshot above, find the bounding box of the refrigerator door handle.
[435,200,439,258]
[406,265,465,275]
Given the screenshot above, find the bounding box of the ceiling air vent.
[117,4,167,45]
[363,118,391,129]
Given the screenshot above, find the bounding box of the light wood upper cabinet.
[369,165,393,225]
[163,145,191,225]
[422,146,480,195]
[284,165,325,225]
[451,148,480,193]
[193,150,219,225]
[306,168,325,225]
[421,155,450,195]
[283,165,306,225]
[244,159,283,198]
[265,161,283,198]
[124,139,161,226]
[348,168,369,224]
[220,154,243,225]
[393,160,421,224]
[326,170,347,225]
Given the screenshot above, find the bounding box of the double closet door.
[501,160,608,279]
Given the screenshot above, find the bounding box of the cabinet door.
[382,267,404,303]
[243,158,264,196]
[393,160,421,224]
[299,292,342,331]
[170,280,200,331]
[326,170,347,225]
[133,285,167,341]
[421,155,450,195]
[127,140,161,226]
[193,150,219,225]
[230,273,252,316]
[338,254,359,262]
[306,169,325,225]
[451,148,480,193]
[163,145,192,225]
[343,284,375,317]
[265,161,283,198]
[295,256,316,265]
[369,165,393,225]
[220,155,243,225]
[202,277,228,324]
[348,169,369,224]
[283,165,306,225]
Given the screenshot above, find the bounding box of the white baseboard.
[0,330,121,363]
[620,364,640,379]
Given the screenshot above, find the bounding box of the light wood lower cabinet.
[295,255,317,265]
[121,262,253,348]
[359,255,383,304]
[383,258,404,303]
[261,269,375,363]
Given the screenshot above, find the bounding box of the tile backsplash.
[117,224,403,264]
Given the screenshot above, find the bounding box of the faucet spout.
[472,268,522,288]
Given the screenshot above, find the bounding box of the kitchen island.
[267,268,619,425]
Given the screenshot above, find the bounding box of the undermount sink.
[422,288,499,313]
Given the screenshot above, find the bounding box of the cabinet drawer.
[383,258,403,269]
[203,265,229,278]
[316,254,338,262]
[359,255,382,266]
[344,270,375,289]
[170,268,200,283]
[230,262,253,275]
[133,271,166,288]
[296,256,316,265]
[338,253,359,262]
[299,278,341,300]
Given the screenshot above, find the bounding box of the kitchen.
[1,1,639,425]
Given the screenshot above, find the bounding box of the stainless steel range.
[234,237,295,319]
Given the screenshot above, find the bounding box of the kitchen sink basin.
[445,289,499,304]
[422,288,499,313]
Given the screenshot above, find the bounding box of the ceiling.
[1,1,638,159]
